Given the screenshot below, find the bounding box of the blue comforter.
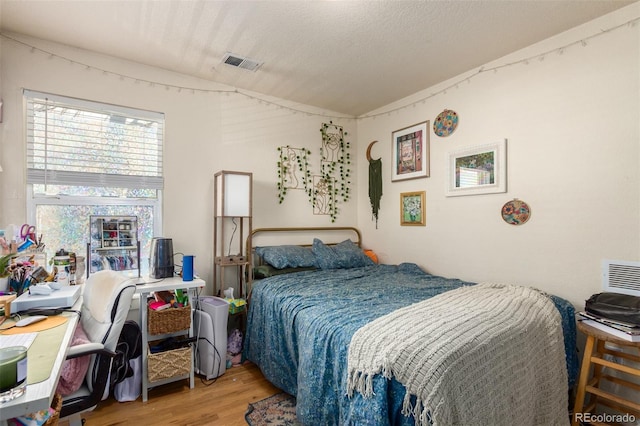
[244,263,578,425]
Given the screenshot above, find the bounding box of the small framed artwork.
[400,191,426,226]
[446,139,507,197]
[392,121,429,181]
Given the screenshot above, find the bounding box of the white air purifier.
[193,296,229,379]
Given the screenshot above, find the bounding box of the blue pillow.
[312,238,375,270]
[255,245,316,269]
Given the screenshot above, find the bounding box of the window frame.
[23,89,164,259]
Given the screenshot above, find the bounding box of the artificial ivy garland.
[275,123,351,223]
[317,121,352,222]
[276,145,312,204]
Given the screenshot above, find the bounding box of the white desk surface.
[0,298,81,423]
[133,276,205,295]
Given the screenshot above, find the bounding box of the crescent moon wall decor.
[366,140,379,161]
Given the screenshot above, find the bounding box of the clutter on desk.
[4,250,74,296]
[6,259,35,296]
[1,224,47,256]
[52,250,71,286]
[1,226,84,301]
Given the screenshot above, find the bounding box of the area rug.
[245,392,300,426]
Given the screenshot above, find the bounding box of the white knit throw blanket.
[346,283,569,426]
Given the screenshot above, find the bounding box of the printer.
[11,285,81,312]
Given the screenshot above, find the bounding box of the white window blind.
[25,89,164,191]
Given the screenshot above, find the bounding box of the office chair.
[60,270,136,425]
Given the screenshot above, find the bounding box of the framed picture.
[400,191,426,226]
[446,139,507,197]
[392,121,429,181]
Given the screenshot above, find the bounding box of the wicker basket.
[147,305,191,335]
[44,393,62,426]
[147,345,191,382]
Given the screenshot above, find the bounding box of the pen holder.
[9,278,31,296]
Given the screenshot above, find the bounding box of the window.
[25,90,164,275]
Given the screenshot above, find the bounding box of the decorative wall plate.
[433,109,459,137]
[501,199,531,225]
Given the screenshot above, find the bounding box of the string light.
[357,14,638,120]
[1,13,638,121]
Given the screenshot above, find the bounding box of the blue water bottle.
[183,255,194,281]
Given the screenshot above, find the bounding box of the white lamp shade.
[215,171,251,217]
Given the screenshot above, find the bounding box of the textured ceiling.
[0,0,635,116]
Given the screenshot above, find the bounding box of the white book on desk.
[580,319,640,342]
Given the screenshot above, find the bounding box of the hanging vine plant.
[315,121,352,222]
[276,145,312,204]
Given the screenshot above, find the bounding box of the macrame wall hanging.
[366,141,382,228]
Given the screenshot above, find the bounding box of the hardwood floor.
[64,362,280,426]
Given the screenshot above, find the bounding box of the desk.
[136,276,205,402]
[0,301,81,424]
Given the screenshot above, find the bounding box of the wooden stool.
[572,321,640,425]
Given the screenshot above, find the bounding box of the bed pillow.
[255,245,316,269]
[312,238,375,270]
[364,249,379,264]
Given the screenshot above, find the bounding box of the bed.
[244,227,578,426]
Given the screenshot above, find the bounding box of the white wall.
[0,35,357,295]
[1,4,638,308]
[355,4,640,308]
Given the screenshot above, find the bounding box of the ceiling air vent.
[222,53,262,72]
[603,260,640,296]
